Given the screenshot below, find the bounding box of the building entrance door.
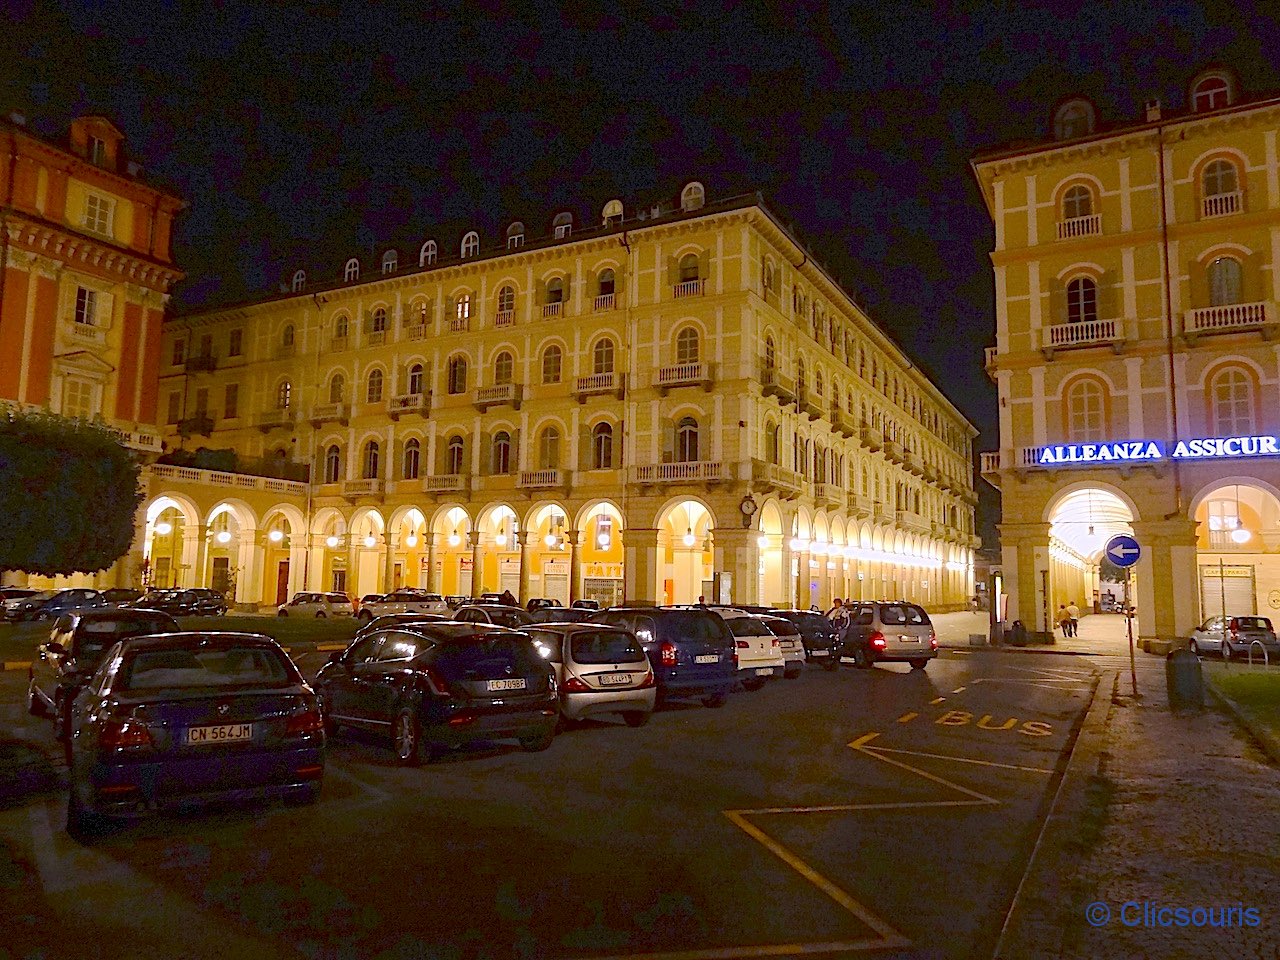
[276,560,290,606]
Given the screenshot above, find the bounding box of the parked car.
[711,608,786,689]
[126,588,227,617]
[767,609,841,670]
[314,622,558,765]
[570,599,601,610]
[1190,615,1279,660]
[529,607,596,624]
[358,594,385,609]
[4,588,105,622]
[454,604,536,628]
[444,595,471,611]
[277,592,355,618]
[756,615,806,679]
[527,597,563,612]
[838,601,938,669]
[353,612,449,640]
[64,631,325,838]
[588,607,736,707]
[526,623,656,727]
[0,587,38,604]
[28,609,181,741]
[100,588,143,607]
[357,590,450,621]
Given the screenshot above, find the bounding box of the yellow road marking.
[861,744,1054,775]
[897,711,918,724]
[929,696,946,704]
[316,642,348,652]
[952,686,966,693]
[847,733,1001,804]
[3,661,33,671]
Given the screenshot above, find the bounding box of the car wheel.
[277,610,288,618]
[66,789,103,843]
[316,611,327,619]
[742,678,764,692]
[393,707,421,767]
[519,728,556,752]
[701,693,727,708]
[784,669,801,680]
[623,711,650,728]
[909,659,929,670]
[853,646,874,669]
[284,782,322,807]
[822,654,840,672]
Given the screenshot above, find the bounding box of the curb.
[940,644,1101,657]
[3,661,31,672]
[1205,677,1280,767]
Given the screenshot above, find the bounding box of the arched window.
[552,212,573,239]
[402,439,420,480]
[676,417,699,463]
[797,358,807,396]
[764,335,776,373]
[763,261,775,292]
[366,369,384,404]
[493,351,514,385]
[1065,379,1105,443]
[276,380,292,410]
[766,422,779,464]
[541,345,563,383]
[447,356,468,394]
[678,253,700,283]
[370,307,387,333]
[407,363,424,395]
[546,277,564,304]
[492,431,512,474]
[680,181,705,211]
[592,338,615,375]
[344,258,360,282]
[419,240,436,266]
[334,313,350,339]
[446,435,464,474]
[592,422,614,469]
[497,285,515,313]
[1192,75,1231,112]
[282,324,295,347]
[1053,99,1094,140]
[506,222,524,249]
[1211,367,1254,435]
[362,440,380,479]
[324,444,341,483]
[291,270,306,292]
[1208,257,1243,306]
[455,292,472,321]
[814,369,824,398]
[1062,184,1092,220]
[538,426,561,469]
[1066,277,1098,324]
[598,269,615,296]
[382,251,398,274]
[1203,159,1238,198]
[461,231,479,258]
[328,373,345,404]
[675,327,700,365]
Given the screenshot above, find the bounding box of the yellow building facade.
[975,69,1280,643]
[146,185,978,611]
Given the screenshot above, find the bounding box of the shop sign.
[1037,434,1280,466]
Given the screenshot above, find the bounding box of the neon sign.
[1038,435,1280,466]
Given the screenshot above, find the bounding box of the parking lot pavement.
[0,652,1098,960]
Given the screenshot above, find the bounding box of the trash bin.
[1008,620,1028,647]
[1166,648,1204,710]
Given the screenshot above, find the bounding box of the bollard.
[1165,648,1204,711]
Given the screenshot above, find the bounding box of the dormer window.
[382,250,398,274]
[1191,71,1235,112]
[291,270,306,292]
[601,199,623,225]
[344,258,360,282]
[507,222,525,249]
[461,231,479,258]
[552,212,573,239]
[1052,98,1095,140]
[680,181,706,211]
[89,136,106,166]
[420,240,437,266]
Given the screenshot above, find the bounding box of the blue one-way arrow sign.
[1105,534,1141,568]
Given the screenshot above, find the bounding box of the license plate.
[486,678,526,692]
[184,723,252,745]
[811,649,829,657]
[899,635,919,643]
[694,654,719,664]
[756,668,772,677]
[598,673,631,686]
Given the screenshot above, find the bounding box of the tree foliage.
[0,409,143,576]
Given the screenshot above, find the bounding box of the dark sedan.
[528,607,596,624]
[767,609,841,669]
[353,612,449,640]
[28,609,181,741]
[65,632,324,839]
[314,622,558,765]
[5,588,104,622]
[126,588,227,617]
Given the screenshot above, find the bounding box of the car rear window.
[572,630,645,664]
[492,609,534,627]
[787,613,835,637]
[761,619,800,637]
[726,617,773,637]
[879,604,930,626]
[1233,617,1273,631]
[76,618,175,659]
[658,611,730,643]
[433,636,546,680]
[119,646,295,690]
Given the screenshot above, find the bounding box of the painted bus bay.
[1036,435,1280,466]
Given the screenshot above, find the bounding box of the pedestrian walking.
[1066,600,1080,638]
[1057,604,1072,637]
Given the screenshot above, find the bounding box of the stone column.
[425,532,438,593]
[382,532,397,593]
[470,532,484,597]
[998,521,1051,633]
[1131,517,1200,644]
[795,547,811,609]
[238,533,265,610]
[567,529,582,605]
[714,528,761,606]
[306,535,327,591]
[624,528,661,605]
[518,530,534,605]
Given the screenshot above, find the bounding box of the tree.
[0,409,143,576]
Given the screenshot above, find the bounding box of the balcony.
[106,427,163,454]
[474,383,522,411]
[979,451,1002,475]
[860,425,883,452]
[830,407,856,438]
[184,353,217,373]
[813,483,845,508]
[922,462,938,483]
[897,510,930,534]
[327,335,349,353]
[1055,214,1101,241]
[884,440,905,464]
[984,345,998,381]
[655,361,712,393]
[573,372,624,402]
[425,474,468,494]
[849,494,874,518]
[673,279,705,299]
[518,469,565,489]
[593,293,616,312]
[388,392,430,419]
[494,309,515,328]
[873,502,895,524]
[365,329,387,347]
[150,463,309,496]
[254,409,296,432]
[1041,318,1122,358]
[759,365,796,403]
[68,321,105,346]
[796,391,823,422]
[401,324,428,342]
[1184,301,1275,341]
[541,302,563,319]
[309,402,349,426]
[758,462,803,497]
[448,316,470,333]
[632,461,724,484]
[177,414,215,437]
[1201,190,1241,219]
[342,478,384,499]
[905,451,925,477]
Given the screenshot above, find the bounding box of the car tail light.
[771,637,780,648]
[869,631,887,649]
[294,764,323,779]
[100,717,153,750]
[638,669,656,688]
[561,675,592,693]
[447,713,475,726]
[735,639,750,649]
[285,706,323,737]
[660,642,678,667]
[423,666,453,696]
[929,630,938,650]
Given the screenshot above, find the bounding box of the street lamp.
[216,530,232,544]
[155,521,173,536]
[268,529,284,543]
[325,535,340,549]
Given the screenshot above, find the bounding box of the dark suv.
[4,588,104,622]
[588,607,736,707]
[128,588,227,617]
[839,601,938,670]
[767,609,841,670]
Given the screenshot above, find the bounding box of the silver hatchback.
[1190,615,1279,660]
[527,624,657,727]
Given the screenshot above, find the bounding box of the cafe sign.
[1038,434,1280,466]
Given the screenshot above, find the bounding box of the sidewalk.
[932,610,1139,656]
[996,663,1280,958]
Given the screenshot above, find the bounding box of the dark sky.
[4,0,1278,540]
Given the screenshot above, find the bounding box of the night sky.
[4,1,1278,541]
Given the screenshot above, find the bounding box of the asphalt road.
[0,649,1098,960]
